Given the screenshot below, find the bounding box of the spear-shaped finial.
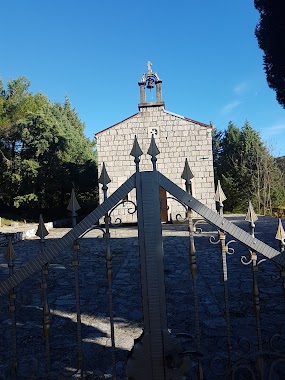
[98,163,111,186]
[130,135,143,172]
[67,189,81,213]
[67,188,81,227]
[245,201,258,223]
[245,200,258,237]
[36,214,49,241]
[181,158,194,194]
[215,180,227,215]
[275,218,285,252]
[4,238,16,274]
[147,135,160,171]
[98,162,111,201]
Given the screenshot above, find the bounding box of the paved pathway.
[0,216,285,379]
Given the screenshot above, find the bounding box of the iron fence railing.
[1,136,285,379]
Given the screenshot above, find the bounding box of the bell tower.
[138,61,165,110]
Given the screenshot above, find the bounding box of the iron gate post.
[126,170,190,380]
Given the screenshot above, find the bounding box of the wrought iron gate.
[1,136,285,379]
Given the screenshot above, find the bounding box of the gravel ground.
[0,216,285,379]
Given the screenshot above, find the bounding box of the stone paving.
[0,216,285,379]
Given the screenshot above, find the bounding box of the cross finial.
[147,61,152,73]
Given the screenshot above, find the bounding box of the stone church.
[95,63,215,223]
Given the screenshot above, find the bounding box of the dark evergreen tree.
[214,120,285,214]
[255,0,285,108]
[215,122,244,211]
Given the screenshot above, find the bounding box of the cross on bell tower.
[138,62,165,110]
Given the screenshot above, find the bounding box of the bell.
[146,79,154,89]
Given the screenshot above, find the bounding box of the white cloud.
[233,81,248,96]
[222,100,241,114]
[261,123,285,137]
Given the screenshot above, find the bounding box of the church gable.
[95,63,216,222]
[96,106,212,173]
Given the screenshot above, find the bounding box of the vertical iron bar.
[184,171,203,379]
[275,219,285,302]
[219,231,232,357]
[246,211,264,379]
[102,183,117,380]
[6,239,18,378]
[36,215,51,378]
[188,210,203,379]
[251,252,263,379]
[40,257,51,378]
[36,215,50,379]
[72,238,83,377]
[278,241,285,303]
[67,188,84,377]
[280,268,285,303]
[215,183,232,361]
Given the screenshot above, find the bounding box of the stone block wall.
[95,106,216,223]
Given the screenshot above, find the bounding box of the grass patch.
[0,217,26,227]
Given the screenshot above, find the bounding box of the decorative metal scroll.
[108,199,137,226]
[158,173,283,266]
[161,195,188,222]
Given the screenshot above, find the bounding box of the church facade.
[95,63,216,223]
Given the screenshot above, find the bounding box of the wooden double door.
[159,187,168,223]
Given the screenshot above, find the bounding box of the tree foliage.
[254,0,285,108]
[0,77,97,215]
[214,121,285,214]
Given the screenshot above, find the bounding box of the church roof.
[94,113,140,137]
[94,110,211,137]
[164,110,211,128]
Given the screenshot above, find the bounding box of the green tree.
[0,77,36,205]
[215,121,244,211]
[0,77,97,214]
[212,127,223,175]
[215,120,285,214]
[254,0,285,108]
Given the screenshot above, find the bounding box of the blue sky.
[1,1,285,156]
